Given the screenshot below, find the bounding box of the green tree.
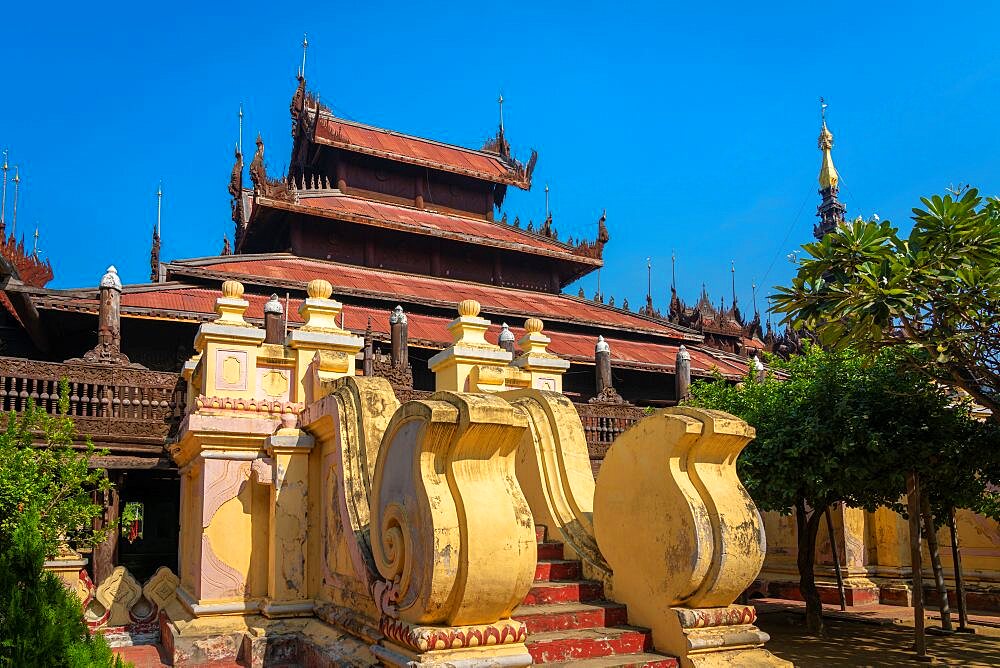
[687,346,991,635]
[772,188,1000,423]
[0,381,112,555]
[0,509,126,667]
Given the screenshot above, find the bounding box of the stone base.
[750,578,880,607]
[668,606,791,668]
[372,641,532,668]
[160,612,377,667]
[878,582,1000,612]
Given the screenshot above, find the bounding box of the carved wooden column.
[264,294,284,344]
[498,323,516,354]
[675,344,691,401]
[390,306,408,368]
[82,266,132,365]
[595,335,612,397]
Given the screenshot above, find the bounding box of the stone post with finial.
[263,294,284,344]
[288,279,364,404]
[675,345,691,402]
[512,318,570,393]
[428,299,512,392]
[389,305,408,368]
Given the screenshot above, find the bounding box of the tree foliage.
[0,509,126,667]
[772,188,1000,422]
[0,381,112,556]
[687,345,996,633]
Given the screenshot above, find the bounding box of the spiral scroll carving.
[370,392,536,628]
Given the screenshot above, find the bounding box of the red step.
[514,601,628,633]
[535,559,582,581]
[526,626,653,663]
[537,653,679,667]
[524,579,605,605]
[537,541,564,560]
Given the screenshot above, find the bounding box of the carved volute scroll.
[594,407,785,666]
[370,391,536,628]
[503,388,611,584]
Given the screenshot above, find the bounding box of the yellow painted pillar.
[287,279,364,404]
[261,420,316,618]
[428,299,512,392]
[511,317,569,393]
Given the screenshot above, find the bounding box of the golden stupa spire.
[818,97,838,190]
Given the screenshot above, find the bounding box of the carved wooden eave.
[0,259,50,353]
[246,194,602,270]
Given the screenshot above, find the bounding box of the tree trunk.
[921,495,953,632]
[948,507,973,633]
[796,497,826,635]
[825,505,847,611]
[907,471,928,659]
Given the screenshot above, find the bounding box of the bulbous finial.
[221,279,245,299]
[307,278,333,299]
[264,293,283,314]
[524,317,544,334]
[596,335,610,353]
[458,299,481,318]
[99,265,122,291]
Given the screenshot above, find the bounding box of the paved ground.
[114,599,1000,667]
[755,598,1000,667]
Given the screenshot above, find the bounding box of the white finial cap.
[390,305,407,325]
[677,344,690,361]
[596,335,610,353]
[264,293,284,314]
[499,322,515,343]
[100,265,122,291]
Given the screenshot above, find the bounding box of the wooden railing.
[0,357,185,445]
[574,402,645,476]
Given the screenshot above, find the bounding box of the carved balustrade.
[573,401,644,475]
[0,356,186,444]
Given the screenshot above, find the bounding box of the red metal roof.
[167,255,697,341]
[44,286,741,377]
[313,115,524,187]
[259,193,583,262]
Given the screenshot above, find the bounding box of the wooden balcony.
[0,356,185,460]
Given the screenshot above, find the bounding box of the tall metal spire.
[299,33,309,79]
[814,97,846,240]
[671,250,677,291]
[498,92,504,134]
[731,260,737,310]
[238,103,244,156]
[0,150,8,231]
[544,183,550,217]
[32,226,39,258]
[11,166,20,237]
[156,181,163,237]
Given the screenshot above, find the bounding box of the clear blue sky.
[2,1,998,318]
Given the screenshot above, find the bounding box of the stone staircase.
[513,527,678,667]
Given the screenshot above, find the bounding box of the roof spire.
[11,165,20,238]
[32,225,38,258]
[814,96,847,240]
[498,92,504,134]
[671,250,677,292]
[646,256,652,302]
[156,181,163,237]
[731,259,737,310]
[0,150,8,232]
[299,33,309,80]
[752,281,759,316]
[238,103,244,155]
[544,183,550,217]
